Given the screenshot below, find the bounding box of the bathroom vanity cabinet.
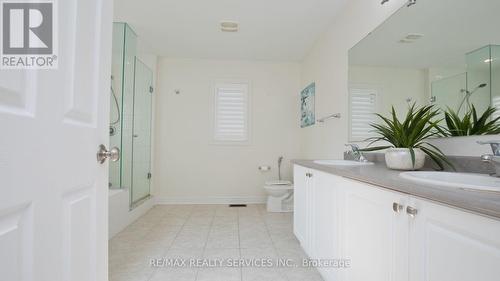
[293,165,500,281]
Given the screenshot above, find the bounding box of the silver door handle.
[97,144,120,164]
[406,206,418,217]
[392,202,404,213]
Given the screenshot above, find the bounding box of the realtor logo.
[1,0,57,69]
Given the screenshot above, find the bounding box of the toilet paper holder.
[258,166,271,171]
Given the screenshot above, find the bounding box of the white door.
[293,165,308,245]
[340,178,408,281]
[409,198,500,281]
[0,0,113,280]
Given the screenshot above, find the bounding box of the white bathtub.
[108,188,153,239]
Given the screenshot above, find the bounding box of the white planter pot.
[385,148,425,170]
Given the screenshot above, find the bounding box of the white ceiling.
[349,0,500,69]
[113,0,347,61]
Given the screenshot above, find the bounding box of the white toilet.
[263,180,294,212]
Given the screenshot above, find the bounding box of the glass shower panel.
[491,45,500,120]
[466,46,491,114]
[120,24,137,190]
[109,23,125,189]
[431,73,467,114]
[109,23,137,189]
[131,58,153,206]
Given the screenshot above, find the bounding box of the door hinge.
[147,172,152,179]
[149,86,154,94]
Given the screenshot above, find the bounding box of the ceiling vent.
[220,21,239,32]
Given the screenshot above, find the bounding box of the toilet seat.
[264,185,293,190]
[265,180,292,186]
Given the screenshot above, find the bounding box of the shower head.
[457,83,488,113]
[469,83,487,94]
[461,83,487,94]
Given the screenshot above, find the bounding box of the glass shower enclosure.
[431,45,500,118]
[110,22,153,209]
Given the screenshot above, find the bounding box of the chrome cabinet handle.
[97,144,120,164]
[305,173,313,178]
[392,202,404,213]
[406,206,418,217]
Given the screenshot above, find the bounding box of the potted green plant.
[360,104,453,171]
[443,105,500,136]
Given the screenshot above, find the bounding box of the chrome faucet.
[478,140,500,176]
[345,144,368,162]
[478,140,500,156]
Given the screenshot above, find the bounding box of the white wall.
[300,0,494,158]
[153,58,302,204]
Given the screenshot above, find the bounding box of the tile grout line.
[237,206,243,281]
[262,212,292,281]
[147,205,195,281]
[194,207,216,281]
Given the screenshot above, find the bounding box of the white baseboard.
[154,196,267,205]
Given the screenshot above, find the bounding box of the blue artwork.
[300,83,315,128]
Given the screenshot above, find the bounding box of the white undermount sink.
[400,171,500,192]
[313,160,374,166]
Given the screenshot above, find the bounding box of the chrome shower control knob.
[97,144,120,164]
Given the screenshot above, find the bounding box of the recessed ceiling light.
[220,21,238,32]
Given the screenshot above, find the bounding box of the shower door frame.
[130,57,153,209]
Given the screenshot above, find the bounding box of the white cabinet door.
[311,171,341,281]
[409,198,500,281]
[340,178,408,281]
[293,165,308,246]
[305,169,315,256]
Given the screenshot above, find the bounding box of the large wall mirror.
[348,0,500,142]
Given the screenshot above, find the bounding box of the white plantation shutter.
[349,88,378,141]
[213,83,249,142]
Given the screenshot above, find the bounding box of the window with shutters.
[212,82,250,144]
[349,87,378,142]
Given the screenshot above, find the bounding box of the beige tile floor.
[109,204,323,281]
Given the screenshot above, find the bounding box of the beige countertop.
[292,159,500,220]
